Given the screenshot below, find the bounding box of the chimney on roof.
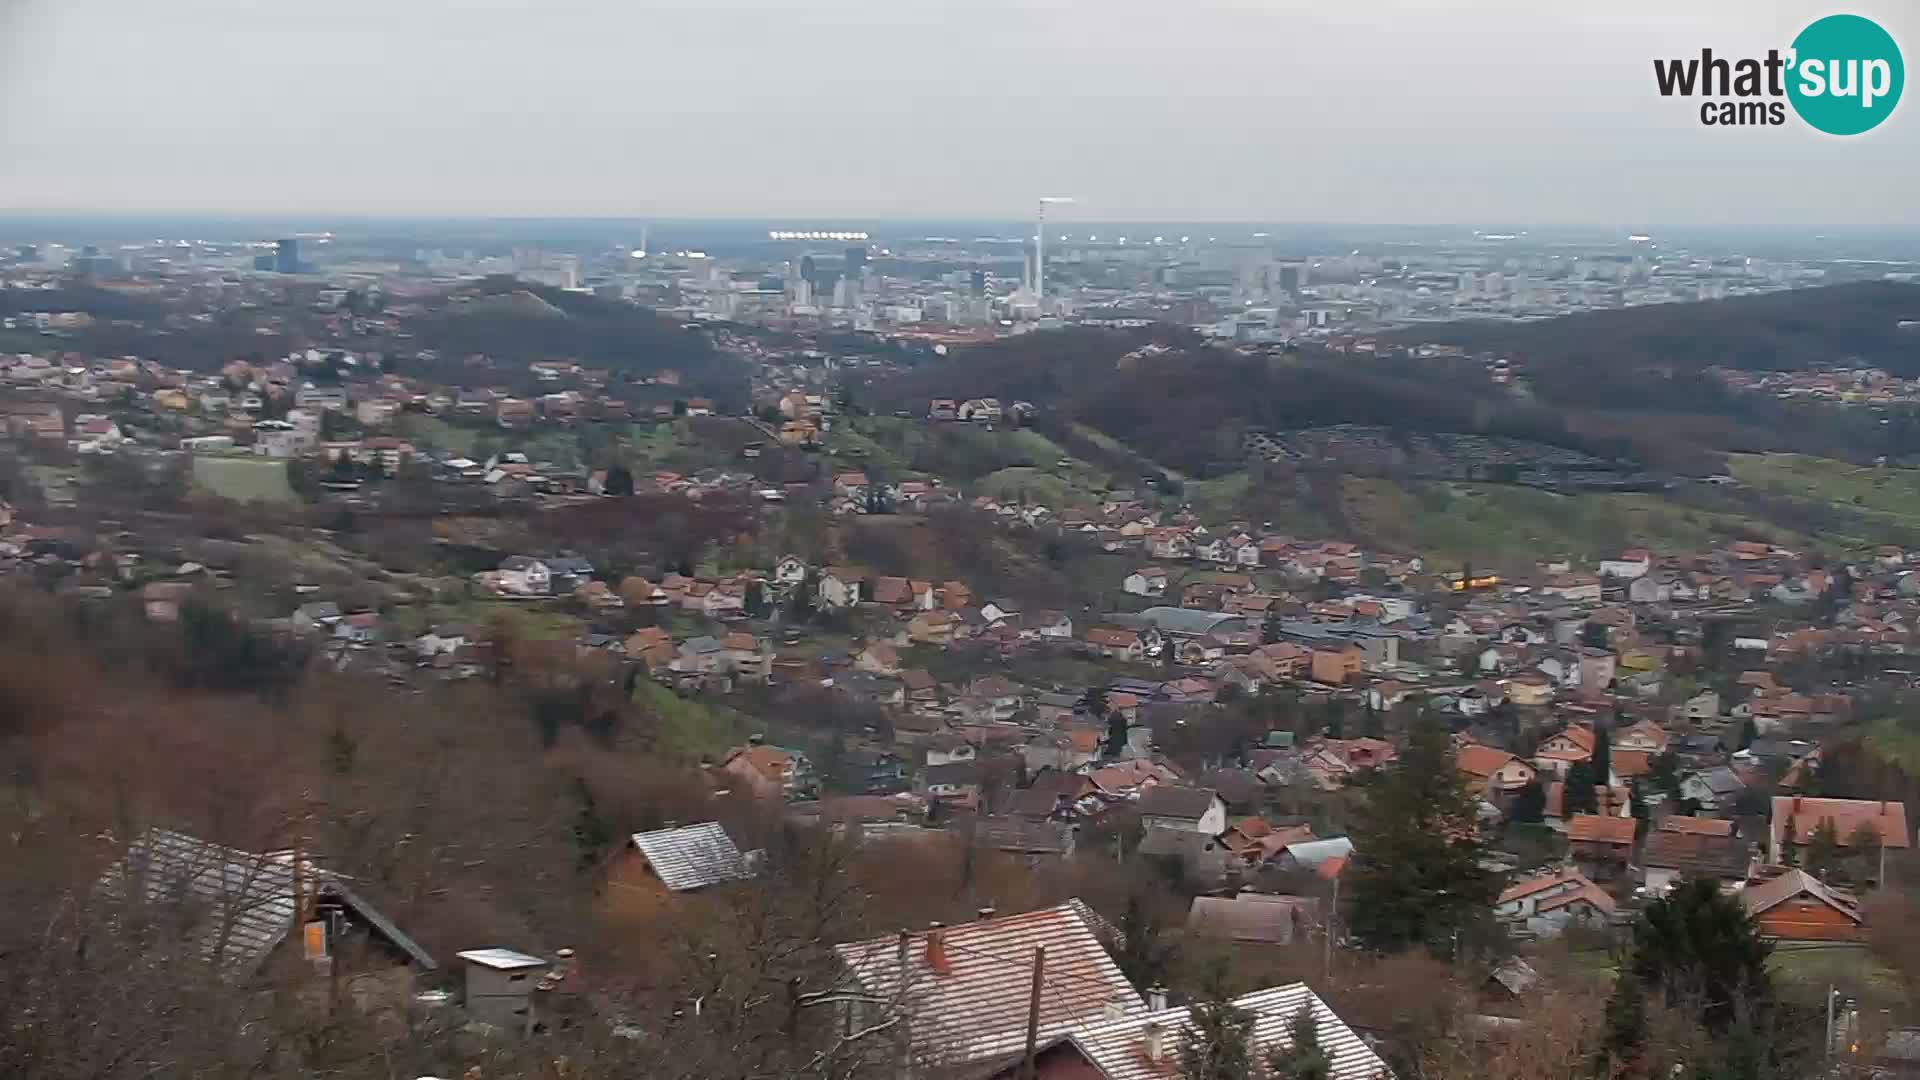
[925,922,951,975]
[1795,796,1804,811]
[977,906,996,921]
[748,733,765,746]
[1147,985,1168,1012]
[1144,1020,1166,1063]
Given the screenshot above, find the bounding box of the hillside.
[862,283,1920,481]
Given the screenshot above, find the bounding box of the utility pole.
[1019,946,1046,1080]
[1324,873,1338,980]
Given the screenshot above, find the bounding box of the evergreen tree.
[1592,725,1613,785]
[1804,817,1841,879]
[1595,973,1647,1077]
[1105,709,1130,759]
[1262,610,1284,645]
[1511,778,1546,824]
[1631,878,1772,1033]
[1082,685,1110,720]
[1179,993,1255,1080]
[1346,716,1497,952]
[604,462,634,496]
[570,777,611,872]
[1266,1005,1331,1080]
[1114,893,1174,990]
[1563,760,1601,815]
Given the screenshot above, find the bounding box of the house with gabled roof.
[830,900,1143,1068]
[1494,866,1616,938]
[608,822,755,897]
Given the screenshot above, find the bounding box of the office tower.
[275,238,300,274]
[844,246,868,272]
[971,268,987,297]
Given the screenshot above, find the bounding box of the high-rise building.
[275,238,300,274]
[800,255,818,284]
[970,268,987,297]
[844,245,868,272]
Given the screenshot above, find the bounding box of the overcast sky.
[0,0,1913,224]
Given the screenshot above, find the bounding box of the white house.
[1599,549,1652,580]
[498,556,551,596]
[1494,868,1615,938]
[1138,786,1228,835]
[1123,568,1169,598]
[773,554,808,588]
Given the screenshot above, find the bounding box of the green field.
[1341,477,1801,567]
[191,455,297,504]
[1731,453,1920,549]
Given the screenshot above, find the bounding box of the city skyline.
[1,0,1915,225]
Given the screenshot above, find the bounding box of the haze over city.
[2,0,1917,223]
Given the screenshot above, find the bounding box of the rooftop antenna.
[1036,197,1075,312]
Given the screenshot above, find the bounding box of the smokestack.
[977,907,996,921]
[925,922,951,975]
[1148,985,1168,1012]
[896,929,910,971]
[1144,1020,1165,1063]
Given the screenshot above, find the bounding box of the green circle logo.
[1787,14,1903,135]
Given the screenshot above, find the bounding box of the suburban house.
[1185,894,1321,946]
[1567,813,1637,879]
[1086,627,1147,661]
[99,828,436,994]
[1641,830,1752,895]
[1137,786,1228,835]
[1769,796,1910,881]
[719,742,817,801]
[605,822,756,899]
[830,900,1145,1067]
[1455,743,1537,796]
[1742,868,1865,943]
[967,983,1390,1080]
[1123,568,1169,598]
[497,556,551,596]
[817,567,867,610]
[1494,867,1617,938]
[1532,724,1596,779]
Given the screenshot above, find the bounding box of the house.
[99,828,435,985]
[1505,671,1556,707]
[1769,796,1910,880]
[773,554,808,588]
[497,556,551,596]
[830,900,1143,1066]
[1641,831,1752,895]
[1615,719,1669,755]
[1085,627,1147,661]
[1494,867,1617,938]
[1028,610,1074,640]
[984,983,1390,1080]
[1741,868,1865,943]
[1274,837,1354,877]
[1455,744,1537,796]
[415,624,471,657]
[608,822,755,895]
[1123,568,1169,598]
[856,641,903,676]
[1567,813,1637,878]
[907,609,961,646]
[1138,786,1227,835]
[965,675,1026,723]
[1681,690,1722,722]
[334,611,383,645]
[1600,549,1653,580]
[923,761,983,804]
[1532,725,1596,778]
[1185,894,1319,946]
[1309,645,1364,685]
[719,742,817,801]
[818,567,866,609]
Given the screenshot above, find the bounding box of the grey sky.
[0,0,1913,223]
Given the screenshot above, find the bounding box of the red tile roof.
[1567,813,1635,846]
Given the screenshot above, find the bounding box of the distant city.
[5,216,1920,346]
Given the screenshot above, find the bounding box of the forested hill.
[1401,280,1920,382]
[861,283,1920,477]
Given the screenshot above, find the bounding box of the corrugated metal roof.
[834,899,1143,1064]
[98,828,302,975]
[1037,983,1390,1080]
[630,822,753,892]
[98,828,436,976]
